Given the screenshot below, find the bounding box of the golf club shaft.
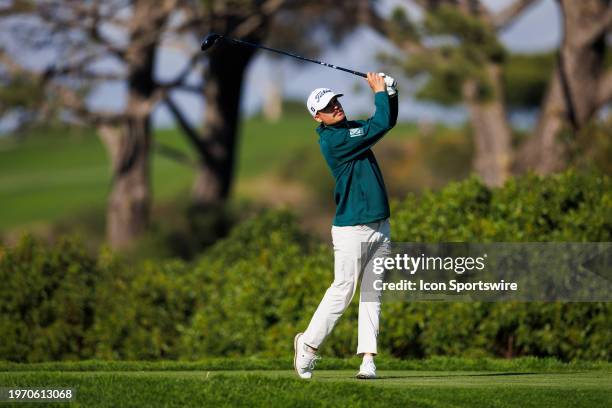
[226,37,367,78]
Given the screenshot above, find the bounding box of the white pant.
[303,218,391,355]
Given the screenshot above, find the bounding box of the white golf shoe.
[293,333,320,379]
[356,360,376,379]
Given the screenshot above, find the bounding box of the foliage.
[393,4,506,105]
[0,234,98,362]
[503,53,555,108]
[391,170,611,242]
[388,7,420,44]
[0,171,610,362]
[567,117,612,175]
[0,75,46,111]
[179,210,332,357]
[424,5,505,64]
[385,170,611,360]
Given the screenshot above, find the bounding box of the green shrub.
[391,170,611,242]
[178,210,334,357]
[0,170,610,361]
[0,234,97,362]
[87,251,195,360]
[381,170,612,361]
[0,235,197,362]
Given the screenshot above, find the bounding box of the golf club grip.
[231,38,368,78]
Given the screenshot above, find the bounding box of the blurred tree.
[0,0,382,252]
[259,2,367,122]
[165,0,279,210]
[0,3,55,131]
[515,0,612,173]
[0,0,181,249]
[369,0,538,187]
[502,52,555,109]
[170,0,381,209]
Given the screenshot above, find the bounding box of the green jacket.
[317,91,398,226]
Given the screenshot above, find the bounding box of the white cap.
[306,88,344,117]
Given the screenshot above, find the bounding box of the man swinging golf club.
[201,32,398,380]
[294,72,398,380]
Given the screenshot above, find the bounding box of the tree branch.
[156,52,203,90]
[231,0,288,39]
[359,1,425,54]
[492,0,538,31]
[35,2,127,60]
[177,84,206,94]
[578,7,612,45]
[47,52,125,82]
[51,84,125,125]
[164,95,211,158]
[153,141,197,168]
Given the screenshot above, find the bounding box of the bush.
[178,210,335,357]
[392,170,611,242]
[0,234,98,362]
[382,170,611,361]
[0,170,610,361]
[87,251,195,360]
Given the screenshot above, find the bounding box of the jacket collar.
[316,118,348,134]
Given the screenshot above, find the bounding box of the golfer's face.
[317,97,345,124]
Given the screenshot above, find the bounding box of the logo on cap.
[315,89,332,103]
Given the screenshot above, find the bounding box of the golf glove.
[378,73,397,96]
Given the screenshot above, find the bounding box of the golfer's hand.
[379,73,398,96]
[379,73,396,88]
[367,72,386,93]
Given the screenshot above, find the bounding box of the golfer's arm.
[332,92,393,162]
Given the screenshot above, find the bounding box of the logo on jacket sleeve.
[349,127,365,137]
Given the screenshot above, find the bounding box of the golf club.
[201,33,367,78]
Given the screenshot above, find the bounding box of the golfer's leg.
[303,226,360,348]
[357,220,391,355]
[357,293,381,355]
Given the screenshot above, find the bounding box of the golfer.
[294,72,398,379]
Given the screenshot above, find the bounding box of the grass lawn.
[0,116,419,232]
[0,358,610,407]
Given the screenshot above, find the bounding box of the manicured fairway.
[0,360,610,407]
[0,119,418,231]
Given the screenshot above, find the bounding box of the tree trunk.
[463,64,512,187]
[515,0,610,174]
[192,38,258,206]
[263,68,283,122]
[557,0,608,127]
[514,68,567,173]
[98,0,162,249]
[99,118,151,250]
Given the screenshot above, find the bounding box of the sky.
[147,0,561,127]
[2,0,562,131]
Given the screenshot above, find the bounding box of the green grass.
[1,357,610,372]
[237,114,417,178]
[0,358,610,407]
[0,127,194,230]
[0,116,419,231]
